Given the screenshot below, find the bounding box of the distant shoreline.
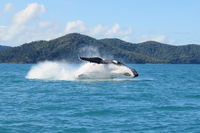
[0,33,200,64]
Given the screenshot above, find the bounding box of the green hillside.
[0,45,11,51]
[0,33,200,64]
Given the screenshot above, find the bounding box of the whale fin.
[80,57,123,65]
[80,57,104,64]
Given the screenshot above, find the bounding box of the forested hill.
[0,33,200,64]
[0,45,11,51]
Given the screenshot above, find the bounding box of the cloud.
[0,3,45,41]
[0,25,26,40]
[90,24,107,35]
[0,3,13,16]
[38,21,57,28]
[65,20,133,40]
[140,35,166,42]
[122,36,131,41]
[13,3,45,25]
[139,35,177,44]
[0,3,171,46]
[106,24,120,35]
[106,24,132,36]
[4,3,13,12]
[65,20,86,33]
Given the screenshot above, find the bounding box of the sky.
[0,0,200,46]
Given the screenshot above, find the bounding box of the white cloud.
[13,3,45,25]
[90,24,107,35]
[65,20,133,41]
[0,25,26,40]
[65,20,86,33]
[122,36,131,41]
[106,24,120,35]
[106,24,132,36]
[0,3,13,16]
[167,39,176,44]
[38,21,57,28]
[0,3,171,46]
[140,35,166,42]
[4,3,13,12]
[0,3,45,41]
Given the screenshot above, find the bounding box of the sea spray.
[26,61,113,80]
[26,61,77,80]
[79,46,100,57]
[26,61,135,81]
[79,46,114,61]
[75,63,112,79]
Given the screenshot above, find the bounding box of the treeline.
[0,33,200,64]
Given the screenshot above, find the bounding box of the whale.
[77,57,139,79]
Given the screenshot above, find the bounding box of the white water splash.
[26,61,134,81]
[26,61,76,80]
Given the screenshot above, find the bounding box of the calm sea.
[0,64,200,133]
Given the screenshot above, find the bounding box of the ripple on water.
[0,64,200,132]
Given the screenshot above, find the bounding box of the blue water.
[0,64,200,133]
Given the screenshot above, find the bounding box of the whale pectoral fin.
[80,57,103,64]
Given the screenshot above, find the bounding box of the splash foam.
[26,61,77,80]
[26,61,133,81]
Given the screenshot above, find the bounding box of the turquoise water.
[0,64,200,132]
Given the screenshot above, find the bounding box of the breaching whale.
[77,57,138,79]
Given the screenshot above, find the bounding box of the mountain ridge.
[0,33,200,64]
[0,45,11,51]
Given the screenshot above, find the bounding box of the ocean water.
[0,63,200,133]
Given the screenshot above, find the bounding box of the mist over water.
[26,46,102,80]
[26,61,135,81]
[26,61,76,80]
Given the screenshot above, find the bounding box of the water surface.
[0,64,200,132]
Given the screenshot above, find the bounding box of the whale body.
[77,57,139,79]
